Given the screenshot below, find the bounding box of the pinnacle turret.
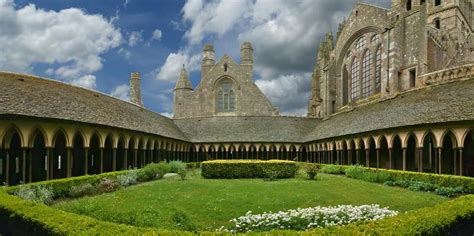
[174,64,193,91]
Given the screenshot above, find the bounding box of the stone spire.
[129,72,143,106]
[174,64,193,91]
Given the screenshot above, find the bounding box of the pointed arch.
[30,128,47,182]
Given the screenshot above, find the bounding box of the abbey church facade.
[0,0,473,186]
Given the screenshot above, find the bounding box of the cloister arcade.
[0,121,190,186]
[0,119,473,186]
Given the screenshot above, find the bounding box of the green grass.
[53,171,447,231]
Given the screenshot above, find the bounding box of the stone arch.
[88,133,101,174]
[30,128,47,182]
[392,135,403,170]
[72,132,86,176]
[2,125,26,149]
[379,136,390,169]
[116,136,126,170]
[406,133,418,171]
[4,128,23,185]
[440,131,456,175]
[28,125,49,148]
[358,139,366,166]
[349,139,357,165]
[52,130,68,179]
[462,129,474,177]
[422,131,437,173]
[368,137,377,168]
[103,135,114,172]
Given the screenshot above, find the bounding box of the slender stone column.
[112,148,117,171]
[84,148,89,175]
[336,150,340,164]
[365,149,369,167]
[402,148,406,171]
[388,148,392,169]
[47,148,52,180]
[418,148,423,172]
[356,150,360,164]
[5,151,10,185]
[67,148,72,178]
[28,148,33,183]
[134,149,138,168]
[22,149,26,183]
[459,149,463,176]
[453,148,457,175]
[376,148,380,169]
[124,149,128,170]
[438,148,442,174]
[100,148,104,174]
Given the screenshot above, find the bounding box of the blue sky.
[0,0,390,117]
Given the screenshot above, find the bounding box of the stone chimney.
[201,44,215,78]
[129,72,143,106]
[240,42,253,79]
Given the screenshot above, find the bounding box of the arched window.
[434,18,440,29]
[361,50,372,97]
[375,47,382,92]
[434,0,441,6]
[406,0,412,10]
[355,37,366,51]
[351,57,360,100]
[216,79,235,112]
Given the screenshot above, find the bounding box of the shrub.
[169,161,186,173]
[14,185,54,204]
[177,169,187,181]
[320,164,344,175]
[136,162,170,182]
[201,160,299,179]
[304,163,320,180]
[117,170,138,187]
[98,178,119,193]
[68,183,97,198]
[171,210,197,231]
[345,165,392,183]
[435,186,465,198]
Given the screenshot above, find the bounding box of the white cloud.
[110,84,130,100]
[152,29,162,41]
[118,48,131,60]
[182,0,252,45]
[155,50,200,81]
[71,74,97,89]
[160,112,173,118]
[0,0,122,85]
[128,31,143,47]
[255,73,311,116]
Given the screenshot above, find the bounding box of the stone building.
[173,42,278,118]
[308,0,474,118]
[0,0,473,186]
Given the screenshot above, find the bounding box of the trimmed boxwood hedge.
[1,166,473,235]
[201,160,299,179]
[320,164,474,193]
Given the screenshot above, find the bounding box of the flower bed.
[222,204,398,232]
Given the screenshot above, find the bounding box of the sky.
[0,0,391,117]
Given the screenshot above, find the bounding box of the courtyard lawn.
[53,171,447,231]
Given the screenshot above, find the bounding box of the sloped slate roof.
[0,72,188,141]
[303,79,474,142]
[173,116,316,143]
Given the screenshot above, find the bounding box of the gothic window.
[434,0,441,6]
[351,57,360,100]
[406,0,412,11]
[217,80,235,112]
[375,47,382,92]
[355,37,366,51]
[361,50,372,97]
[434,18,440,29]
[371,34,380,44]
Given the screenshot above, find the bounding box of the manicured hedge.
[320,164,474,193]
[201,160,299,179]
[303,194,474,235]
